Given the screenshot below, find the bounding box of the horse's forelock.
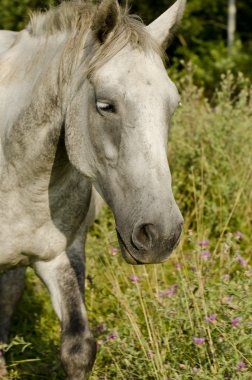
[86,15,164,78]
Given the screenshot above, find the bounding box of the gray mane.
[27,0,162,76]
[27,1,95,37]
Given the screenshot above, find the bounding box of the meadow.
[2,69,252,379]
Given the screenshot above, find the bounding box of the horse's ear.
[91,0,120,44]
[147,0,186,50]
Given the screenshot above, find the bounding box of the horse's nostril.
[131,223,158,251]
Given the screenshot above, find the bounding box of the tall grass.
[2,70,252,379]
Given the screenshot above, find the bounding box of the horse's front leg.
[33,244,96,380]
[0,267,26,378]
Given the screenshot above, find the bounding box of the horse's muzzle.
[116,220,183,265]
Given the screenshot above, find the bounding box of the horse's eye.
[96,101,115,114]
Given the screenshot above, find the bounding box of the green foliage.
[0,0,252,90]
[169,66,252,239]
[0,0,58,31]
[171,39,252,95]
[131,0,252,91]
[3,72,252,379]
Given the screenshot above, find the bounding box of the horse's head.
[65,0,185,264]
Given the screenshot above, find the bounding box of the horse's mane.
[28,1,95,37]
[27,0,162,75]
[0,1,162,86]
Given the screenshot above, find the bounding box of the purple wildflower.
[97,323,106,331]
[237,255,246,267]
[192,337,205,345]
[200,251,211,258]
[224,372,232,379]
[129,275,140,282]
[185,254,192,260]
[198,240,209,247]
[159,284,178,298]
[231,317,242,327]
[223,274,230,281]
[111,246,118,255]
[160,289,173,297]
[147,350,154,358]
[236,362,246,372]
[235,231,243,239]
[108,333,117,340]
[174,263,182,269]
[206,313,217,323]
[192,368,199,374]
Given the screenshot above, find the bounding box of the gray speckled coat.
[0,0,185,378]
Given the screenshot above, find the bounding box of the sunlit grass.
[85,204,252,380]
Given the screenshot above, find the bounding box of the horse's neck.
[1,31,68,185]
[0,30,18,55]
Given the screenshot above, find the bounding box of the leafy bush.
[170,66,252,243]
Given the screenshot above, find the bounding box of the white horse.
[0,0,185,378]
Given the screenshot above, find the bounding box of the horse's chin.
[116,230,143,265]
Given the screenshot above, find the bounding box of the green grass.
[2,71,252,379]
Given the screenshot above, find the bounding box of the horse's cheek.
[89,113,121,166]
